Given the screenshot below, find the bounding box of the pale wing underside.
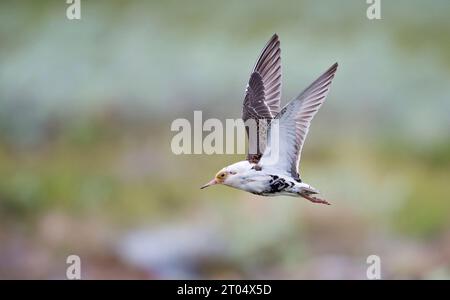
[242,34,282,163]
[260,63,338,180]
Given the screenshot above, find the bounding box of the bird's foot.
[301,193,331,205]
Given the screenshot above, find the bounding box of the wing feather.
[259,63,338,179]
[242,34,282,163]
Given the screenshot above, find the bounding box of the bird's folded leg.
[300,193,331,205]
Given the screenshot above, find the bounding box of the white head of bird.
[200,161,250,190]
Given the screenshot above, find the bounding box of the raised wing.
[242,34,282,163]
[259,63,338,180]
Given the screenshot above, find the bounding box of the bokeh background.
[1,0,449,279]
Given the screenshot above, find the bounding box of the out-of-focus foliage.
[0,0,449,279]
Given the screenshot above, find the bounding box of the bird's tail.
[300,184,319,195]
[298,185,331,205]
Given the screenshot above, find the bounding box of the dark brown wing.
[242,34,282,163]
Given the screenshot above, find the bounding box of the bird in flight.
[201,34,338,205]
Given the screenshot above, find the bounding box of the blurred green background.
[0,0,449,279]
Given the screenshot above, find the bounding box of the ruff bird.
[201,34,338,205]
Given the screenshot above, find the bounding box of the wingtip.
[267,33,279,44]
[324,62,338,76]
[331,62,338,71]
